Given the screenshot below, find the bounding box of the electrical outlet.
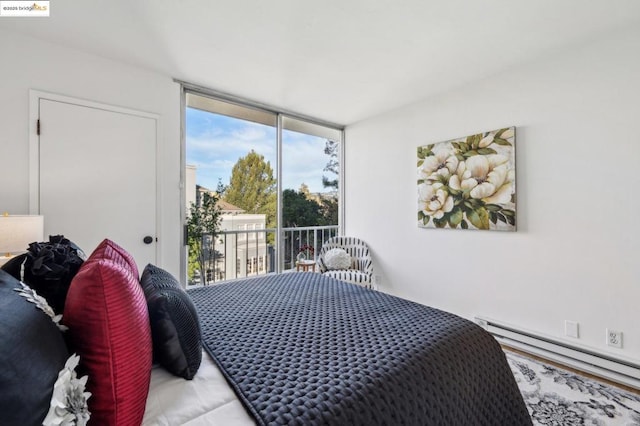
[565,320,579,338]
[606,329,623,348]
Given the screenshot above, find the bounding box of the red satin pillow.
[64,240,151,426]
[90,238,140,279]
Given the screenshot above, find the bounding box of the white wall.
[0,29,181,277]
[345,26,640,362]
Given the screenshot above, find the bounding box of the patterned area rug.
[505,350,640,425]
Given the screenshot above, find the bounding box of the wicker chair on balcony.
[317,236,373,288]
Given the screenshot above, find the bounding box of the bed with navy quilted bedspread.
[188,272,532,426]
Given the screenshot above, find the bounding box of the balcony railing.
[188,225,338,285]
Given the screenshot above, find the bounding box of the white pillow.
[324,248,351,270]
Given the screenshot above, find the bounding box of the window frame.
[179,82,345,284]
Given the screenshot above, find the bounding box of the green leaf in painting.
[418,147,435,158]
[493,138,512,146]
[448,208,463,228]
[418,211,425,220]
[506,214,516,226]
[478,207,491,229]
[463,150,479,158]
[433,218,446,228]
[466,198,482,209]
[460,220,468,229]
[467,207,490,230]
[477,148,497,155]
[497,212,507,223]
[485,204,501,212]
[456,154,465,161]
[501,209,516,217]
[468,134,482,149]
[489,212,497,224]
[417,160,424,167]
[466,209,479,227]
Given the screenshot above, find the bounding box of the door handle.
[143,236,154,244]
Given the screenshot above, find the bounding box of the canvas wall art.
[417,127,516,231]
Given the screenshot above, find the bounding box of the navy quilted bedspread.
[188,273,532,426]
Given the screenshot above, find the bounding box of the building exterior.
[218,213,271,280]
[187,166,271,284]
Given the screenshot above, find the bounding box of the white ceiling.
[2,0,640,125]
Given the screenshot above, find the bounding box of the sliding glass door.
[183,91,342,285]
[281,117,341,270]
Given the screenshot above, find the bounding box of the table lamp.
[0,214,44,266]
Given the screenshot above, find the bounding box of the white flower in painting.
[418,183,454,219]
[501,128,514,140]
[448,160,468,191]
[478,134,494,148]
[459,155,514,204]
[43,354,91,426]
[418,146,459,181]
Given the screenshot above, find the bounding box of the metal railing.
[188,225,338,285]
[282,225,338,270]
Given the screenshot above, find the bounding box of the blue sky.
[186,108,334,193]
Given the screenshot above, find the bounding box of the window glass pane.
[184,92,342,283]
[282,118,340,270]
[186,94,277,285]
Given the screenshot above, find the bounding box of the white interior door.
[34,95,158,268]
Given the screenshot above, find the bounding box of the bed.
[143,272,532,425]
[1,237,531,425]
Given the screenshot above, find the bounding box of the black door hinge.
[37,119,41,136]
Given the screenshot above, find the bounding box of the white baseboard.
[475,316,640,390]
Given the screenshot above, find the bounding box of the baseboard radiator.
[475,316,640,390]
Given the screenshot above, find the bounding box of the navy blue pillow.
[140,264,202,380]
[0,270,69,426]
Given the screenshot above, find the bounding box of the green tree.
[225,150,276,227]
[322,140,339,190]
[282,188,327,267]
[215,178,227,197]
[319,197,339,225]
[320,140,339,225]
[187,191,222,285]
[282,188,324,227]
[187,244,200,283]
[299,183,311,198]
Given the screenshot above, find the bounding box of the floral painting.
[417,127,516,231]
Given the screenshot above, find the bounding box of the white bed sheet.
[142,350,255,426]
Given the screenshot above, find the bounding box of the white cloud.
[282,132,335,193]
[186,111,337,193]
[231,123,268,141]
